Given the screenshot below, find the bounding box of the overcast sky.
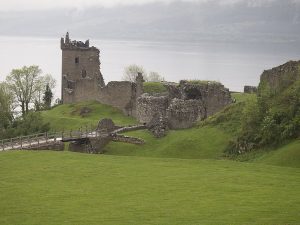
[0,0,299,94]
[1,0,196,10]
[1,0,300,11]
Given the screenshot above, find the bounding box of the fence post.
[11,138,13,150]
[70,130,72,138]
[62,130,64,140]
[20,136,22,149]
[46,132,48,144]
[2,139,4,151]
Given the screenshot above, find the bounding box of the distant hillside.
[1,0,300,45]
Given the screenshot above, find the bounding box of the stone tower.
[61,32,105,103]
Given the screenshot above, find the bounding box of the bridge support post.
[28,136,31,148]
[37,134,40,148]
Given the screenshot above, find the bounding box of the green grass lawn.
[0,151,299,225]
[2,100,300,224]
[231,92,256,103]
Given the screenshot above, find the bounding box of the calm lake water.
[0,36,299,98]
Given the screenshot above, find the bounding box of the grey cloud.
[0,0,299,45]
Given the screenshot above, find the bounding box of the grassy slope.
[105,127,230,159]
[204,92,300,168]
[42,97,300,167]
[0,151,299,225]
[254,140,300,168]
[42,101,137,131]
[43,101,230,160]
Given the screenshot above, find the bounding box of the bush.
[0,112,50,139]
[228,79,300,154]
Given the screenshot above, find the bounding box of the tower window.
[81,69,87,78]
[75,57,79,64]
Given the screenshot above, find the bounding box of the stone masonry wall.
[136,81,232,129]
[259,60,300,93]
[98,81,137,116]
[136,94,169,123]
[61,33,143,116]
[167,99,205,129]
[244,86,257,93]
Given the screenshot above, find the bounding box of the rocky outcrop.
[97,118,118,133]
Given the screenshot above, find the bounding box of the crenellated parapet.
[61,32,93,50]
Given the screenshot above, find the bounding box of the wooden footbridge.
[0,121,147,152]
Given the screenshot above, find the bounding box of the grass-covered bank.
[0,151,299,225]
[41,98,300,168]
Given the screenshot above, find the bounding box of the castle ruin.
[61,33,232,129]
[61,32,143,116]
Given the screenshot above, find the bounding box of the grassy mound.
[0,151,299,225]
[105,126,230,159]
[143,82,167,94]
[42,101,136,131]
[253,140,300,168]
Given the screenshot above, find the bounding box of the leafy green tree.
[6,65,56,115]
[5,112,50,138]
[34,74,56,111]
[0,82,13,131]
[43,83,53,109]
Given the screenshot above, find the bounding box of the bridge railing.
[0,128,96,151]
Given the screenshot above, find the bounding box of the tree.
[6,66,56,115]
[43,83,53,109]
[147,71,164,82]
[34,74,56,111]
[122,64,147,82]
[0,82,13,130]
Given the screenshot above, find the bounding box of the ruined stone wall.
[167,99,204,129]
[166,81,232,117]
[259,60,300,93]
[136,94,169,123]
[136,81,232,129]
[98,81,137,116]
[63,77,100,103]
[244,86,257,93]
[204,83,232,117]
